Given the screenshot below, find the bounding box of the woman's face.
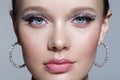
[12,0,110,80]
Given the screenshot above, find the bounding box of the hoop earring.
[94,42,109,68]
[9,42,25,68]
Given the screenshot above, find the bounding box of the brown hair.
[12,0,110,18]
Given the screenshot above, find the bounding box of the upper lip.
[44,58,75,65]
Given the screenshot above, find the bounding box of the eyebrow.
[70,7,96,14]
[21,6,96,21]
[67,7,97,19]
[21,6,53,22]
[22,6,96,14]
[22,6,49,13]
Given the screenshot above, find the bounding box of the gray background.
[0,0,119,80]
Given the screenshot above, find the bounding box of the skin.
[10,0,112,80]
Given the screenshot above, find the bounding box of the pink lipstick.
[44,58,74,73]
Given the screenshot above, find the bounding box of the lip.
[44,58,74,73]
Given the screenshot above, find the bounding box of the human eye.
[71,12,96,27]
[22,13,47,28]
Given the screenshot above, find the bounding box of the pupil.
[76,17,85,23]
[34,18,43,24]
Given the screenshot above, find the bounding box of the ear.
[9,10,20,43]
[98,10,112,45]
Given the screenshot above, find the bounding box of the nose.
[48,30,70,52]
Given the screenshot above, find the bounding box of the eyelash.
[22,14,47,27]
[22,13,96,28]
[71,13,96,26]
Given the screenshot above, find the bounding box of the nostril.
[51,46,69,51]
[52,47,58,51]
[47,37,70,52]
[62,46,67,50]
[63,46,69,50]
[48,44,68,51]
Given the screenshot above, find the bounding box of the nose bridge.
[53,28,66,46]
[48,22,70,51]
[54,21,66,41]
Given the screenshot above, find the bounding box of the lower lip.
[45,63,73,73]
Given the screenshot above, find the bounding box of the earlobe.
[98,10,112,45]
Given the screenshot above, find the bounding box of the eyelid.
[21,14,45,23]
[70,12,97,28]
[21,13,52,22]
[21,13,48,28]
[69,12,96,20]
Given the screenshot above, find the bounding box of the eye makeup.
[21,10,96,29]
[70,12,96,28]
[71,12,96,22]
[21,13,50,28]
[22,13,49,22]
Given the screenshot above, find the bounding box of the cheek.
[71,26,101,64]
[18,26,49,66]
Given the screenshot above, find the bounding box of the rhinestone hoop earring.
[9,42,25,68]
[94,42,109,68]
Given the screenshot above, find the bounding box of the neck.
[31,75,89,80]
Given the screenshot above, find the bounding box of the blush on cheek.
[78,31,99,65]
[78,42,97,76]
[80,47,96,65]
[21,38,40,61]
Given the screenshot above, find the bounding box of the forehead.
[18,0,103,15]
